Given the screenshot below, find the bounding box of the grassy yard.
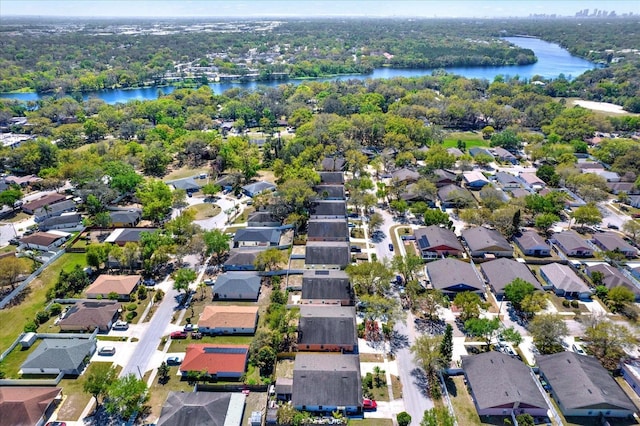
[164,165,210,181]
[0,252,87,351]
[350,419,393,426]
[168,334,253,352]
[276,359,295,379]
[1,211,30,223]
[146,365,194,420]
[1,339,42,378]
[442,132,490,149]
[185,203,222,220]
[56,362,122,422]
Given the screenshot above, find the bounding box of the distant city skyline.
[1,0,638,18]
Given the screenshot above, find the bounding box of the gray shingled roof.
[463,352,547,412]
[587,263,639,296]
[426,258,483,293]
[293,354,362,408]
[213,273,261,299]
[480,258,542,295]
[462,227,512,253]
[314,185,345,199]
[414,225,463,253]
[319,157,346,172]
[437,184,474,203]
[307,219,349,240]
[299,306,356,347]
[168,178,201,191]
[318,172,344,185]
[514,231,549,251]
[109,209,141,225]
[21,338,95,372]
[242,181,276,195]
[538,351,635,412]
[305,242,350,267]
[539,263,590,294]
[592,232,637,254]
[301,270,352,302]
[551,231,590,252]
[58,300,121,331]
[158,392,244,426]
[224,249,263,268]
[39,213,81,229]
[233,228,281,245]
[309,200,347,217]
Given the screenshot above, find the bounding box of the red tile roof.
[180,344,249,375]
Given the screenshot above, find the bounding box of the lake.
[0,37,596,104]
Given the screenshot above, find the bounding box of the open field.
[0,252,87,350]
[185,203,221,220]
[442,132,490,149]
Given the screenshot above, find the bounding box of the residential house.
[38,213,82,231]
[431,169,458,187]
[514,231,551,257]
[213,272,261,301]
[0,386,62,426]
[426,258,484,297]
[20,338,96,376]
[480,258,542,299]
[468,147,493,159]
[21,193,66,214]
[85,274,141,300]
[537,352,636,418]
[462,352,548,417]
[493,147,517,164]
[298,306,357,352]
[414,225,464,259]
[242,181,277,197]
[318,172,344,185]
[509,188,531,199]
[583,169,620,182]
[539,263,592,299]
[319,157,346,172]
[400,183,436,206]
[462,227,513,258]
[167,177,201,194]
[447,147,464,157]
[247,211,281,227]
[576,161,604,171]
[621,359,640,398]
[462,170,490,189]
[592,232,637,258]
[197,305,259,335]
[292,354,362,414]
[180,344,249,380]
[301,270,354,306]
[518,172,546,191]
[19,231,69,251]
[223,249,263,272]
[495,172,522,190]
[58,300,122,332]
[233,227,282,248]
[550,231,593,257]
[109,209,142,227]
[438,184,475,208]
[5,174,41,188]
[307,219,349,242]
[305,241,350,269]
[276,378,293,401]
[391,168,420,183]
[309,200,347,219]
[157,392,245,426]
[629,195,640,209]
[34,199,76,222]
[606,182,639,195]
[586,264,640,301]
[105,228,158,246]
[314,185,345,200]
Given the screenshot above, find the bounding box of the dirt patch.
[56,390,93,421]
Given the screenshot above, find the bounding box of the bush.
[49,303,62,316]
[570,300,579,309]
[24,321,38,332]
[125,311,137,321]
[137,285,147,300]
[357,322,365,338]
[363,372,373,389]
[154,289,165,302]
[126,303,137,311]
[397,412,412,426]
[35,310,50,324]
[562,300,570,308]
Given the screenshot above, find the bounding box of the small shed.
[249,411,262,426]
[20,332,37,348]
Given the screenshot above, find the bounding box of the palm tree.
[197,280,207,301]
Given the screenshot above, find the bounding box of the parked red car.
[363,398,377,411]
[170,331,188,339]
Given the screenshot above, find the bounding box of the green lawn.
[185,203,222,220]
[164,165,210,181]
[442,131,490,149]
[1,339,42,378]
[168,334,253,352]
[0,252,87,351]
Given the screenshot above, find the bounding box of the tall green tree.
[453,291,484,322]
[105,374,149,419]
[529,314,568,354]
[503,278,536,311]
[439,324,453,367]
[420,407,455,426]
[584,318,636,370]
[203,229,231,263]
[172,268,196,303]
[83,363,117,408]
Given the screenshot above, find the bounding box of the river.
[0,37,595,104]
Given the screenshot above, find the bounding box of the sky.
[1,0,638,19]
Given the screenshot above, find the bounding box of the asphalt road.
[119,284,180,378]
